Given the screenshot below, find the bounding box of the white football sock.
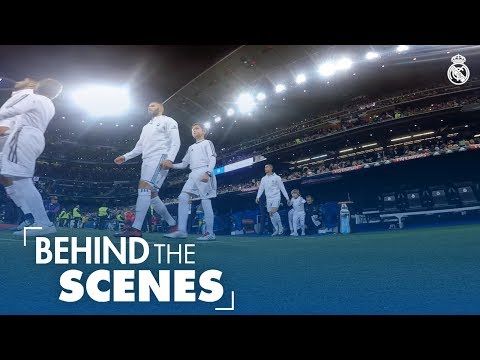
[15,178,50,226]
[273,212,282,230]
[4,183,31,215]
[177,192,190,233]
[151,196,176,226]
[201,199,214,234]
[132,188,151,230]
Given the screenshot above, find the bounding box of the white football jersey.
[291,196,306,212]
[173,139,216,172]
[256,173,289,200]
[123,115,181,162]
[0,89,54,134]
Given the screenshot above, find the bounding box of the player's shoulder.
[32,93,52,103]
[163,115,176,122]
[163,115,178,125]
[205,139,215,147]
[196,139,214,147]
[32,93,55,109]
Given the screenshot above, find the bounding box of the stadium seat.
[405,188,425,210]
[319,202,339,230]
[421,188,433,209]
[381,192,399,212]
[453,182,480,206]
[396,191,408,211]
[376,195,384,211]
[242,219,256,234]
[446,185,461,206]
[427,186,456,209]
[474,182,480,199]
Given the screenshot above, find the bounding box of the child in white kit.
[289,189,306,236]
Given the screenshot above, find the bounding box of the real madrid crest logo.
[447,54,470,85]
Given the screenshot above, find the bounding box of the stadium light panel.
[275,84,286,93]
[396,45,409,53]
[72,85,130,117]
[391,135,412,142]
[318,62,336,77]
[365,51,379,60]
[335,58,352,70]
[256,92,266,101]
[412,131,435,138]
[295,74,306,84]
[236,93,256,113]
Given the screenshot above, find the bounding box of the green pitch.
[1,224,480,314]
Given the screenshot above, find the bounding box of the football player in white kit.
[0,78,38,230]
[255,164,289,236]
[0,78,63,236]
[114,101,180,237]
[288,189,306,236]
[163,123,217,241]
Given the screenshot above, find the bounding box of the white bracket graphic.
[23,227,42,247]
[215,291,235,311]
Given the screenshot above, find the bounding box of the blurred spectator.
[45,196,60,223]
[97,203,109,230]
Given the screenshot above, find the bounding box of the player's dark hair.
[192,122,205,131]
[192,123,208,138]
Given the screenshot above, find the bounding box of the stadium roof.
[163,45,480,144]
[1,45,480,150]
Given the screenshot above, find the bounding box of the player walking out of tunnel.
[163,122,217,241]
[255,164,289,236]
[114,101,179,237]
[0,78,63,236]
